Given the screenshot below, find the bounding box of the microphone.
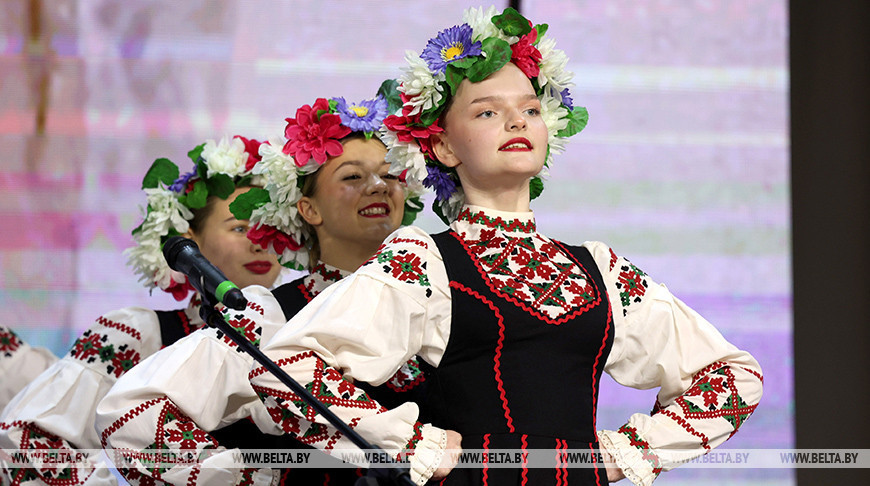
[162,236,248,310]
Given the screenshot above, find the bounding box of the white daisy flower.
[201,136,248,178]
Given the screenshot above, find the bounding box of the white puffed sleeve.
[0,307,168,485]
[249,226,453,485]
[0,325,57,411]
[585,242,764,486]
[96,286,287,486]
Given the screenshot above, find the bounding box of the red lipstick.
[244,261,273,274]
[499,137,533,151]
[359,203,390,218]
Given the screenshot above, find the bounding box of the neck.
[317,238,382,273]
[461,182,532,213]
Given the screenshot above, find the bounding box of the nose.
[367,173,389,195]
[249,235,265,253]
[506,108,527,131]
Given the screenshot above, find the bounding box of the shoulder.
[65,306,167,378]
[358,226,441,292]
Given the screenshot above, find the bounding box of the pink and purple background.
[0,1,790,484]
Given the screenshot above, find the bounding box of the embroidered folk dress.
[242,205,763,486]
[0,325,57,412]
[95,263,429,486]
[0,298,203,486]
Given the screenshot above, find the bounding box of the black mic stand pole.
[197,292,416,486]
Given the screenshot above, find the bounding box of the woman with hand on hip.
[235,7,761,485]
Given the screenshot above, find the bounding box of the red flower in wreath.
[511,27,542,78]
[383,96,444,155]
[165,277,194,301]
[234,135,263,171]
[247,224,302,254]
[283,98,351,165]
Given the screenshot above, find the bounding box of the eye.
[342,173,362,181]
[476,110,495,119]
[524,107,541,116]
[381,173,399,180]
[232,224,248,233]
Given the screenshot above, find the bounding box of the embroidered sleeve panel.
[98,395,270,486]
[0,418,119,486]
[0,326,57,411]
[587,241,764,470]
[358,227,446,302]
[249,351,445,484]
[67,307,164,379]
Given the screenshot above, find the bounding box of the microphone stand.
[197,291,416,486]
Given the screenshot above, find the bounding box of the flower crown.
[381,6,589,223]
[230,91,423,270]
[125,136,263,300]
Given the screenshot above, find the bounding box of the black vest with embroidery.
[427,230,614,485]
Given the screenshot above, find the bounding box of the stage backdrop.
[0,1,789,484]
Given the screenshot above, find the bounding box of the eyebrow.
[335,160,391,170]
[469,93,539,105]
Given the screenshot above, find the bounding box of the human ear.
[297,197,323,227]
[431,132,461,168]
[181,228,199,245]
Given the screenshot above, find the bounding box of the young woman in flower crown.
[0,325,57,411]
[232,7,762,486]
[96,93,430,486]
[0,136,281,486]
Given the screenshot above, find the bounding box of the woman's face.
[433,62,549,195]
[299,137,404,255]
[186,187,282,290]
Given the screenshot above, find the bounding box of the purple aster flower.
[420,23,482,74]
[423,165,457,202]
[560,88,574,109]
[169,168,197,193]
[332,95,389,133]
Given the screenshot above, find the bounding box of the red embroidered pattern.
[674,364,759,436]
[658,409,711,450]
[0,326,23,356]
[68,329,143,378]
[617,424,663,476]
[101,396,168,446]
[250,352,385,451]
[362,236,432,297]
[96,316,143,341]
[456,207,536,233]
[2,420,91,486]
[451,282,514,432]
[301,263,346,302]
[385,357,426,392]
[615,261,648,317]
[453,232,601,324]
[400,421,424,460]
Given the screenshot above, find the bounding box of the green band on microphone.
[215,280,240,303]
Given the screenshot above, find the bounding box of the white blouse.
[0,325,57,412]
[0,299,202,486]
[241,205,762,486]
[95,265,350,486]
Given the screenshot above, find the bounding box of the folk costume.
[0,136,267,485]
[96,94,428,485]
[243,7,764,486]
[0,326,57,412]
